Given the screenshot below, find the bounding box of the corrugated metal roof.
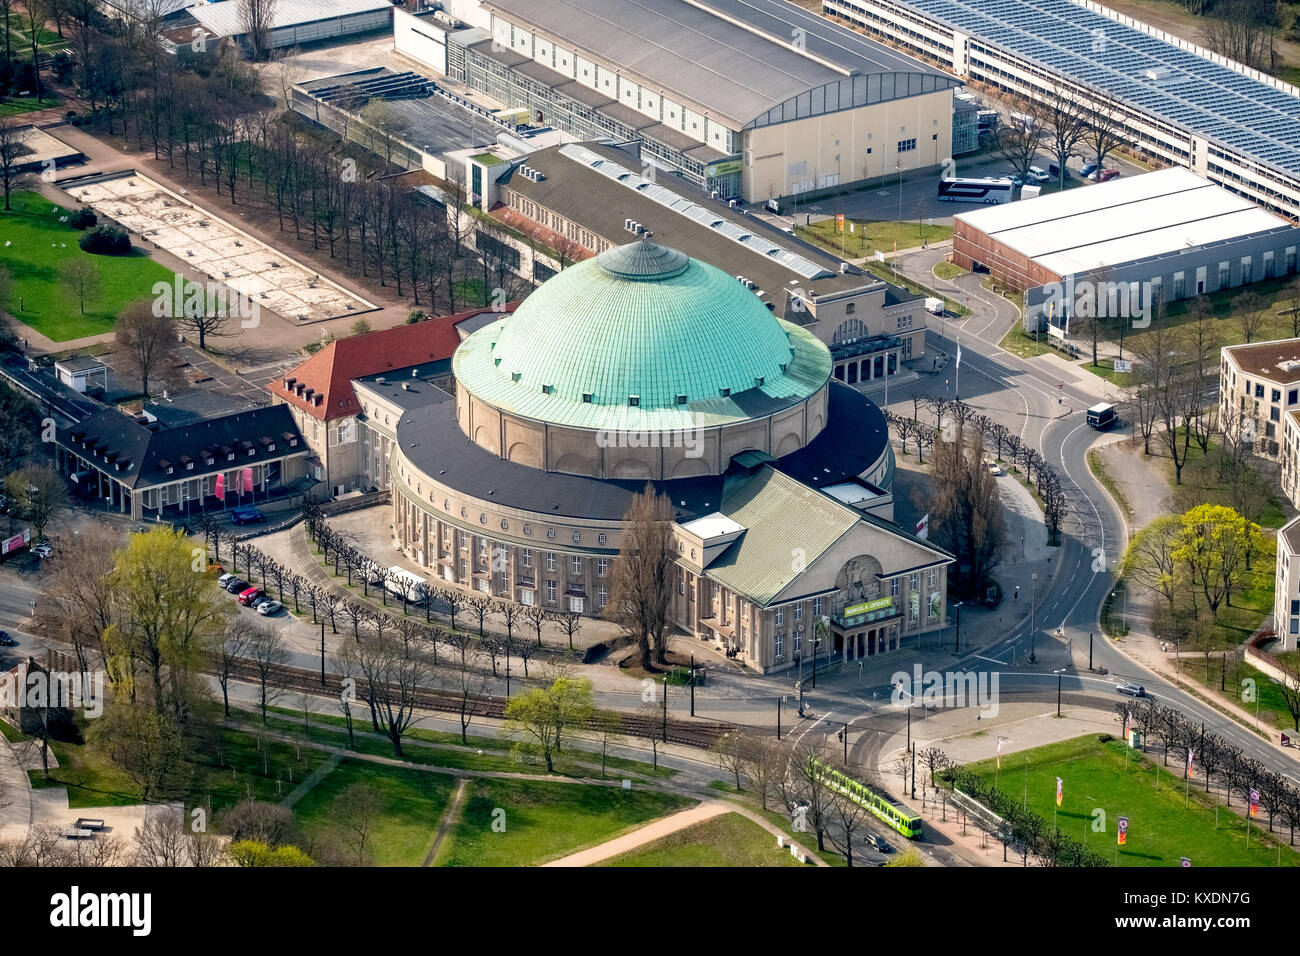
[955,168,1294,275]
[483,0,952,126]
[187,0,391,37]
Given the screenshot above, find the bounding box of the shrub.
[51,51,75,83]
[78,226,131,255]
[70,207,97,230]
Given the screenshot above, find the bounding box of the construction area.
[60,171,377,324]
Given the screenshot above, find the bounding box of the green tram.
[811,758,923,839]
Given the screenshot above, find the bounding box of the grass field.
[1163,441,1287,530]
[0,190,173,340]
[933,260,965,281]
[796,218,953,259]
[435,778,695,866]
[1177,653,1296,734]
[964,735,1300,866]
[0,93,61,117]
[598,812,803,867]
[999,324,1057,359]
[1079,356,1135,388]
[29,723,334,813]
[294,759,455,866]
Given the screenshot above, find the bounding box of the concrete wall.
[743,88,952,203]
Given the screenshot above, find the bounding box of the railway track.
[220,656,738,749]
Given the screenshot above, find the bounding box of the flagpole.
[955,338,961,400]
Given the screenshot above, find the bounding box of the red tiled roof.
[269,306,519,421]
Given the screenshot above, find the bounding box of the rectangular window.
[546,580,557,604]
[521,589,535,606]
[891,578,900,596]
[793,604,803,621]
[571,555,582,575]
[813,597,822,616]
[775,607,784,626]
[597,558,608,576]
[794,628,803,655]
[521,549,532,568]
[774,631,784,661]
[928,568,937,588]
[909,573,919,591]
[546,553,556,571]
[597,587,607,609]
[568,596,584,613]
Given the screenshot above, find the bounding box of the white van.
[925,297,944,316]
[1027,166,1050,185]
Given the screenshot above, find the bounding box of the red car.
[1098,168,1121,182]
[237,586,265,607]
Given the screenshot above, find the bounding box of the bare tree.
[1081,101,1126,179]
[115,302,181,398]
[238,0,277,61]
[1038,81,1090,190]
[1201,0,1279,71]
[1233,290,1268,344]
[216,619,255,717]
[0,121,34,211]
[606,486,675,667]
[996,102,1046,182]
[247,624,289,724]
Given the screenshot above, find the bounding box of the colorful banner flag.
[1250,788,1260,817]
[1187,748,1195,778]
[214,473,226,501]
[1122,709,1129,739]
[1055,777,1063,807]
[955,342,963,368]
[836,213,845,231]
[915,513,930,540]
[996,737,1003,769]
[1117,816,1128,846]
[242,467,254,494]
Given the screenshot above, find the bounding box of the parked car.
[1098,168,1121,182]
[1004,172,1024,187]
[1080,161,1099,178]
[31,543,54,559]
[255,598,283,616]
[985,460,1003,476]
[224,578,250,594]
[0,630,15,647]
[217,572,237,589]
[230,507,265,525]
[1117,682,1146,698]
[1026,166,1050,184]
[237,587,265,607]
[871,834,893,853]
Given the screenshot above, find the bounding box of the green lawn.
[933,260,965,281]
[0,190,173,340]
[30,723,334,813]
[293,758,455,866]
[435,778,695,866]
[453,278,489,307]
[1166,441,1288,530]
[598,812,803,867]
[862,260,970,316]
[1177,654,1296,734]
[963,735,1300,866]
[796,218,953,260]
[998,324,1055,358]
[0,93,61,117]
[1079,356,1134,388]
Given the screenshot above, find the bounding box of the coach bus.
[937,177,1015,205]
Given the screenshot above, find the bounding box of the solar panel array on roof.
[561,143,832,280]
[894,0,1300,177]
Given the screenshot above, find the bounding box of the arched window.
[832,318,869,346]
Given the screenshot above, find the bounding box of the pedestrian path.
[280,752,341,809]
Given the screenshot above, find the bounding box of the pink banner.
[242,468,254,494]
[214,473,225,501]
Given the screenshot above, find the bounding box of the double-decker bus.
[937,177,1015,205]
[810,758,923,838]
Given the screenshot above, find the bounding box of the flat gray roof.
[956,168,1296,276]
[482,0,955,127]
[187,0,390,37]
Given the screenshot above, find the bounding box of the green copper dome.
[453,240,830,431]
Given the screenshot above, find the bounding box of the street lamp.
[1030,572,1039,663]
[952,601,963,653]
[1054,667,1066,717]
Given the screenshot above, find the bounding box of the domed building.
[385,239,952,674]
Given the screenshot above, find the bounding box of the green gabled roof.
[452,240,831,432]
[705,467,862,606]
